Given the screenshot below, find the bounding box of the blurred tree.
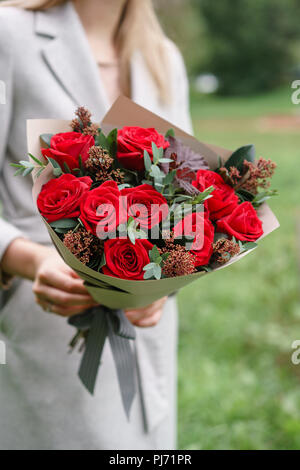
[194,0,300,95]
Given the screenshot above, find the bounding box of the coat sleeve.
[0,15,25,287]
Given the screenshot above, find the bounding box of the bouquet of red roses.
[13,97,279,418]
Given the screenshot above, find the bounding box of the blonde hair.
[1,0,170,102]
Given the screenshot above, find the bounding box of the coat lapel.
[35,1,108,120]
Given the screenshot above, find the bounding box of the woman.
[0,0,192,450]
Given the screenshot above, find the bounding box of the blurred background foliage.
[155,0,300,450]
[155,0,300,95]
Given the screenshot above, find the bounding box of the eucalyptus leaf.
[49,218,78,229]
[163,170,176,185]
[40,133,53,148]
[143,270,154,280]
[149,245,160,263]
[144,150,152,172]
[23,167,34,177]
[28,153,45,166]
[153,264,162,280]
[241,242,258,251]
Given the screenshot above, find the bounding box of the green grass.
[177,84,300,450]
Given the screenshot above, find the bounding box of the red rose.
[216,201,263,242]
[116,126,170,171]
[42,132,94,171]
[102,238,153,280]
[37,174,92,223]
[80,181,126,236]
[173,212,214,267]
[192,169,239,221]
[120,184,168,230]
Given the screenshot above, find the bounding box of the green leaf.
[252,189,278,206]
[149,165,164,179]
[143,269,155,280]
[107,128,118,158]
[40,133,53,148]
[98,252,106,270]
[161,252,170,261]
[63,162,72,174]
[127,227,136,245]
[46,157,63,176]
[236,188,255,202]
[217,155,224,170]
[144,150,152,172]
[153,264,162,280]
[149,245,160,263]
[14,168,25,176]
[19,160,33,168]
[10,163,24,168]
[78,155,85,174]
[163,170,176,186]
[95,129,109,150]
[151,142,161,164]
[165,128,175,138]
[141,179,153,186]
[36,167,44,178]
[225,144,255,171]
[143,262,157,271]
[46,157,61,169]
[28,153,45,166]
[201,266,213,272]
[22,167,34,177]
[241,242,258,251]
[118,183,131,190]
[50,218,78,229]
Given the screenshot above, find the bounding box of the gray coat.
[0,1,192,450]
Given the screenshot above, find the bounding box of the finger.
[125,307,156,323]
[133,310,163,328]
[35,296,95,317]
[50,304,96,317]
[38,269,89,295]
[35,284,96,306]
[125,300,163,322]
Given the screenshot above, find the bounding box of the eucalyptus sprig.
[143,245,169,280]
[143,142,173,193]
[118,216,147,245]
[251,189,278,207]
[10,153,47,177]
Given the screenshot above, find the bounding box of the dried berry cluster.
[63,228,103,265]
[220,158,277,195]
[85,146,125,184]
[211,238,240,266]
[159,233,196,277]
[71,106,98,137]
